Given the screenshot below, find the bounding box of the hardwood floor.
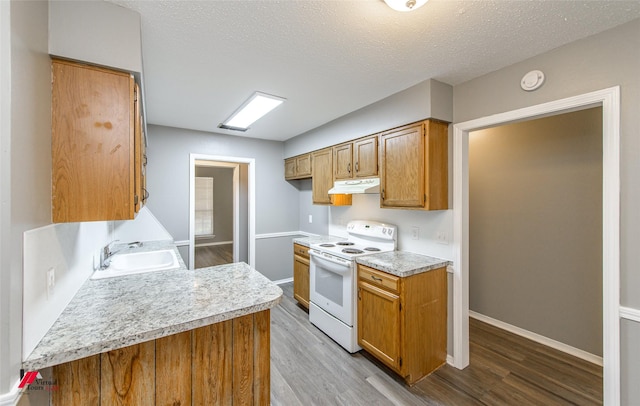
[271,282,602,405]
[194,244,233,268]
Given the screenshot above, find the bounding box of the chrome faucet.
[100,240,120,269]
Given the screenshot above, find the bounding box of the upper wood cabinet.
[311,148,351,206]
[284,153,312,180]
[333,136,378,180]
[379,120,448,210]
[357,264,447,385]
[52,59,145,222]
[311,148,333,205]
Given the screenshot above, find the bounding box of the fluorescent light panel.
[221,92,285,131]
[384,0,428,12]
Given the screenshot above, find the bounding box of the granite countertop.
[23,242,283,370]
[356,251,452,278]
[293,234,345,247]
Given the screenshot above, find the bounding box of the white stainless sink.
[91,249,181,279]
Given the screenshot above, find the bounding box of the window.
[195,177,214,236]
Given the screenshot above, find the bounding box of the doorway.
[468,107,603,361]
[452,87,620,404]
[194,163,236,268]
[189,154,256,270]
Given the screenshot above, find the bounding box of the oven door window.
[315,266,343,306]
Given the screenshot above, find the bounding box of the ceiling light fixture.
[219,91,286,132]
[383,0,428,12]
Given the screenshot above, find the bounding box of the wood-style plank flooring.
[194,244,233,268]
[271,282,602,405]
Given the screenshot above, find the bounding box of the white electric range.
[308,220,397,352]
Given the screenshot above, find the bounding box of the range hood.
[328,178,380,195]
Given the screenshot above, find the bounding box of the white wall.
[113,206,173,243]
[22,222,109,360]
[328,195,453,261]
[0,0,52,400]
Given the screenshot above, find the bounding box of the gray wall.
[195,166,234,243]
[294,178,330,235]
[469,108,603,356]
[146,125,300,278]
[454,17,639,402]
[285,79,453,158]
[1,0,52,396]
[48,0,143,74]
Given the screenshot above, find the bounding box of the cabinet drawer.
[358,265,399,293]
[293,243,309,259]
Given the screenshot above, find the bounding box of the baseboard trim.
[619,306,640,323]
[256,231,315,239]
[272,277,293,285]
[446,354,454,366]
[0,380,22,406]
[469,311,603,367]
[195,241,232,248]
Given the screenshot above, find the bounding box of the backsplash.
[328,194,454,261]
[23,221,109,360]
[22,207,173,361]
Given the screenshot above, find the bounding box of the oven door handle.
[309,250,352,272]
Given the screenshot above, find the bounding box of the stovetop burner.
[336,241,355,246]
[319,243,335,247]
[342,248,364,254]
[364,247,381,252]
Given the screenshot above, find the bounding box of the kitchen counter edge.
[22,242,283,371]
[356,251,452,278]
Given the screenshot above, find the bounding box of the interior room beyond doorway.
[468,107,603,362]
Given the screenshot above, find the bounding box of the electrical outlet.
[46,267,55,299]
[437,231,448,245]
[411,226,419,240]
[308,214,313,224]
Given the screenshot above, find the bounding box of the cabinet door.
[293,254,310,309]
[354,136,378,178]
[311,148,333,204]
[284,158,297,179]
[333,143,353,180]
[296,154,312,177]
[357,281,401,371]
[380,124,425,208]
[52,59,136,222]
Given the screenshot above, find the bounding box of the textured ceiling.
[108,0,640,141]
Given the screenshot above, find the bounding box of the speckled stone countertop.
[293,235,345,247]
[23,241,283,370]
[356,251,452,278]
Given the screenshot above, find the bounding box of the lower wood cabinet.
[51,310,270,405]
[293,243,310,309]
[357,265,447,385]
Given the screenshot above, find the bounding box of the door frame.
[451,86,620,404]
[189,154,255,270]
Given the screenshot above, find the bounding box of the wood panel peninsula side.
[22,244,282,405]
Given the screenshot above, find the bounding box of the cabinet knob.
[355,162,359,172]
[381,189,385,200]
[347,163,351,174]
